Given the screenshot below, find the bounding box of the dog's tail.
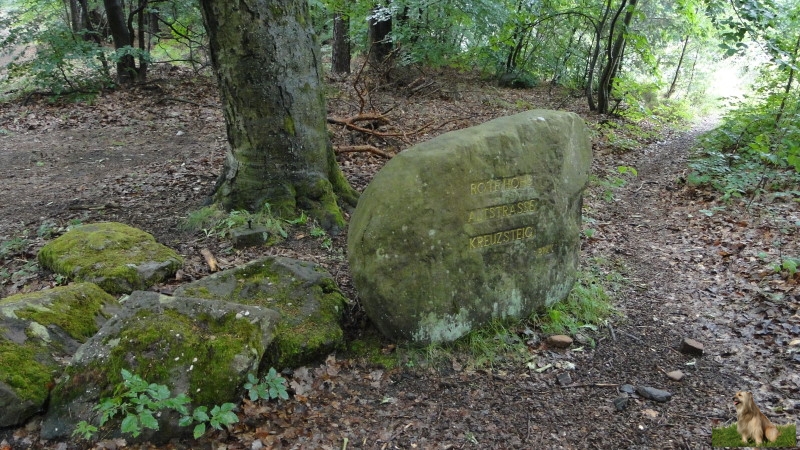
[765,424,779,442]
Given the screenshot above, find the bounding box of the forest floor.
[0,66,798,449]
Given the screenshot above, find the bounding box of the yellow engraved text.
[470,174,533,195]
[469,226,535,249]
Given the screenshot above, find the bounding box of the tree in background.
[198,0,358,232]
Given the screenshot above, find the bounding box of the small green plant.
[182,202,300,241]
[182,403,239,439]
[591,166,638,202]
[310,223,326,238]
[37,219,59,239]
[774,257,799,277]
[243,368,289,401]
[0,237,29,259]
[73,369,241,441]
[535,263,620,337]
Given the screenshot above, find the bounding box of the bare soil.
[0,67,798,449]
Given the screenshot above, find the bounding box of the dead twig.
[334,145,393,158]
[560,382,619,389]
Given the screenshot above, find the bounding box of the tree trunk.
[586,0,613,111]
[775,32,800,125]
[368,6,393,67]
[665,35,689,99]
[198,0,358,233]
[67,0,82,33]
[103,0,137,83]
[332,9,351,74]
[597,0,637,114]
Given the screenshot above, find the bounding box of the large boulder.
[41,291,280,441]
[0,283,119,427]
[38,222,183,294]
[174,256,347,368]
[348,110,591,343]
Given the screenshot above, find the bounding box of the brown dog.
[734,391,779,445]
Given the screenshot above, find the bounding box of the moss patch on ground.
[37,222,183,294]
[711,423,797,447]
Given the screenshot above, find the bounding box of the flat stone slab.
[38,222,183,294]
[173,256,347,368]
[348,110,591,342]
[41,291,280,441]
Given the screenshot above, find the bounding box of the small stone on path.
[679,337,704,356]
[636,386,672,402]
[557,372,572,386]
[613,397,628,411]
[619,384,636,394]
[666,370,684,381]
[547,335,573,348]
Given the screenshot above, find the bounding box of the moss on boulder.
[348,110,592,343]
[38,222,183,294]
[41,291,280,441]
[174,256,347,369]
[0,283,119,427]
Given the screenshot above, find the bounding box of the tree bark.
[368,6,393,67]
[199,0,357,233]
[585,0,613,111]
[665,35,689,99]
[103,0,137,83]
[597,0,637,114]
[332,9,351,74]
[775,32,800,125]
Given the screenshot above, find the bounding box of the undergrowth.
[181,203,307,242]
[688,95,800,200]
[366,258,624,371]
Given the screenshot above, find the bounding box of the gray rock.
[613,397,629,411]
[41,291,280,441]
[174,256,347,368]
[619,384,636,394]
[547,335,574,348]
[556,372,572,386]
[230,225,269,248]
[38,222,183,294]
[348,110,591,342]
[666,370,684,381]
[0,283,119,427]
[636,386,673,402]
[679,337,704,356]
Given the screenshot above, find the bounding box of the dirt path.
[0,77,797,449]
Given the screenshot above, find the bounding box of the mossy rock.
[0,283,119,427]
[174,256,347,369]
[38,222,183,294]
[41,291,280,441]
[348,110,591,342]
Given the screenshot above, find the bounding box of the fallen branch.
[200,248,219,272]
[334,145,392,158]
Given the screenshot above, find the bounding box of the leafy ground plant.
[244,368,289,401]
[73,369,243,440]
